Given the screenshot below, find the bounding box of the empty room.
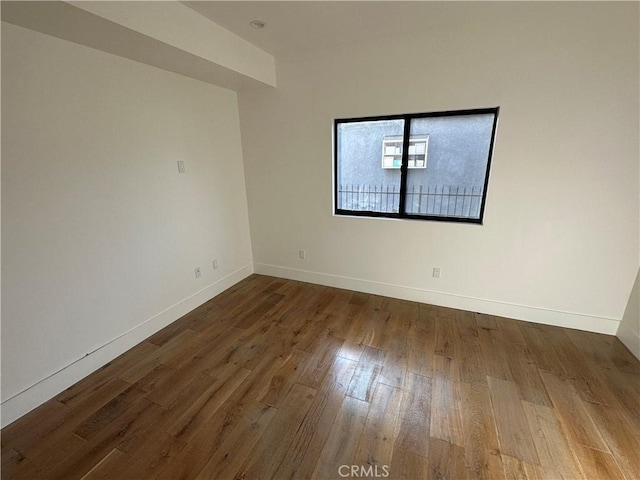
[1,1,639,479]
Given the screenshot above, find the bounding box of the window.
[382,135,428,169]
[334,107,499,223]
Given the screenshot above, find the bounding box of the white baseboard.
[616,323,640,361]
[0,263,254,428]
[2,261,623,428]
[254,263,620,336]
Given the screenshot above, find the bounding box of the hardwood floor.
[2,274,639,480]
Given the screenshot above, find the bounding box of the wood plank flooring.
[2,274,639,479]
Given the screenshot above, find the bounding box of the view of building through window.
[335,108,499,223]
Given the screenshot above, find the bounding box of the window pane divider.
[334,107,499,223]
[398,117,411,215]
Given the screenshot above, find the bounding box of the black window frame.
[334,107,500,224]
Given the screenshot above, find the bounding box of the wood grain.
[347,345,385,403]
[522,401,583,479]
[352,383,403,470]
[538,370,609,452]
[2,274,638,480]
[394,372,431,457]
[428,437,467,480]
[487,377,539,465]
[273,356,356,480]
[459,381,502,480]
[430,355,464,446]
[312,395,370,480]
[236,382,317,479]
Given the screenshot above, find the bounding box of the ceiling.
[183,1,468,56]
[2,1,503,90]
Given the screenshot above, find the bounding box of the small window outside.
[382,135,428,169]
[334,107,499,223]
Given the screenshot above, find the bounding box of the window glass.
[336,119,404,214]
[334,108,499,224]
[404,113,496,219]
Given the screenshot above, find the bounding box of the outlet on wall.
[177,160,186,174]
[432,267,441,279]
[298,249,306,260]
[194,266,201,278]
[212,259,219,270]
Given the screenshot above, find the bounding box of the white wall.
[617,269,639,360]
[1,22,253,425]
[239,2,639,334]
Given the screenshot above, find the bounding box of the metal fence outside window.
[337,184,483,218]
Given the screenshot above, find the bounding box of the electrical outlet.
[432,267,441,279]
[177,160,186,174]
[212,259,219,270]
[194,267,201,278]
[298,249,306,260]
